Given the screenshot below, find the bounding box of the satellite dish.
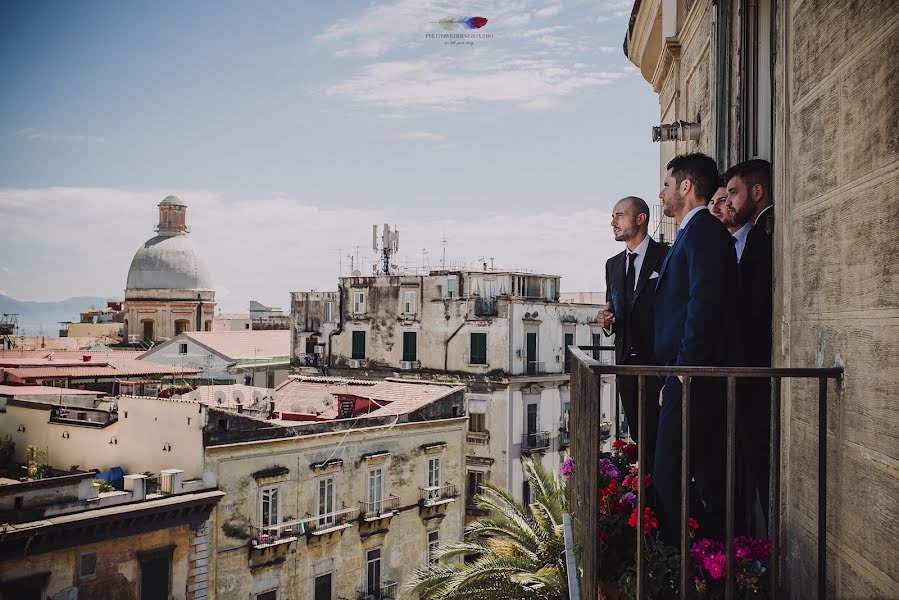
[322,393,334,407]
[352,270,362,277]
[290,402,303,412]
[187,391,201,402]
[214,390,227,405]
[524,312,531,319]
[252,389,264,404]
[171,394,182,401]
[531,311,539,319]
[233,390,245,405]
[265,389,276,402]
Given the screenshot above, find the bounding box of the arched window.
[174,319,190,335]
[204,320,212,332]
[141,319,155,341]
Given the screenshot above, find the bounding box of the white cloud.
[398,131,446,141]
[598,45,619,54]
[0,187,618,309]
[535,5,563,18]
[321,51,630,112]
[17,128,106,144]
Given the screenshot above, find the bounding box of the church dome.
[126,235,215,291]
[125,196,214,292]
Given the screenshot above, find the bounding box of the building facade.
[291,271,614,504]
[624,0,898,596]
[123,196,216,344]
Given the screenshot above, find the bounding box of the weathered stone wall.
[774,1,899,597]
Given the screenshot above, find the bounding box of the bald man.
[598,196,668,459]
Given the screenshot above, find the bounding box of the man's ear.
[752,183,765,203]
[637,212,648,226]
[680,178,693,196]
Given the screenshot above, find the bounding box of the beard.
[728,199,755,227]
[662,189,684,218]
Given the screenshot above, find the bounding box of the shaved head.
[611,196,650,247]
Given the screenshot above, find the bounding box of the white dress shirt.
[677,205,709,234]
[625,234,651,290]
[732,222,752,262]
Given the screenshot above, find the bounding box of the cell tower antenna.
[372,224,400,275]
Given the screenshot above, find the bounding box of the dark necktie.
[625,252,638,305]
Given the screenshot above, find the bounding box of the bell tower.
[155,195,190,236]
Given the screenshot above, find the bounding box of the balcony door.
[525,331,538,375]
[365,548,382,595]
[317,477,335,527]
[526,402,539,447]
[313,573,332,600]
[367,468,383,514]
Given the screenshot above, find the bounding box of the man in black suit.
[598,196,668,461]
[724,159,774,528]
[653,153,742,545]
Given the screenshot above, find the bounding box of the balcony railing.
[357,581,397,600]
[359,495,399,521]
[301,507,359,535]
[473,297,497,316]
[566,345,842,600]
[520,431,551,452]
[250,522,302,547]
[525,360,545,375]
[419,483,458,506]
[144,475,172,499]
[466,430,490,445]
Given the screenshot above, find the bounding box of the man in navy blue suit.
[652,153,742,545]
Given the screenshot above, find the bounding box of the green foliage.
[406,456,570,600]
[94,479,115,493]
[618,536,681,600]
[26,444,48,479]
[0,434,14,467]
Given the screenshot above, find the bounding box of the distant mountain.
[0,294,111,336]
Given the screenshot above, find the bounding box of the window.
[564,332,574,374]
[402,331,417,362]
[467,470,485,503]
[204,320,212,331]
[255,592,277,600]
[353,291,366,314]
[245,323,251,329]
[139,548,172,600]
[178,343,188,355]
[352,330,366,360]
[142,319,154,341]
[365,548,382,594]
[266,370,275,389]
[317,477,335,526]
[260,486,280,528]
[403,290,417,314]
[427,530,440,562]
[174,319,189,335]
[470,332,487,365]
[469,412,486,433]
[427,457,441,489]
[313,573,332,600]
[79,552,97,579]
[324,301,335,322]
[446,278,457,299]
[525,331,538,375]
[523,481,532,505]
[367,467,383,514]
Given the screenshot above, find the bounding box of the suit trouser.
[615,360,662,461]
[736,378,772,532]
[653,377,727,547]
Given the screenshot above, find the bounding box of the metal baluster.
[680,376,692,599]
[636,374,646,600]
[818,377,828,600]
[770,377,782,598]
[726,376,736,600]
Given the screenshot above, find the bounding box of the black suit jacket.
[604,237,668,365]
[738,206,774,366]
[654,208,743,372]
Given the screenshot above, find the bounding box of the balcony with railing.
[466,430,490,445]
[565,345,843,600]
[249,521,302,548]
[419,483,458,507]
[472,297,498,317]
[301,507,359,537]
[520,431,551,453]
[357,580,397,600]
[359,495,399,522]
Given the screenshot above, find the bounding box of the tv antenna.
[372,223,399,275]
[441,228,448,270]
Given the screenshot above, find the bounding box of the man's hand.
[597,302,616,329]
[659,385,664,407]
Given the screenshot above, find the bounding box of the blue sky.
[0,0,661,312]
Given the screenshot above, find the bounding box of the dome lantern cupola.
[156,195,190,236]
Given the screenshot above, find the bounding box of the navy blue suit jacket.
[653,208,742,375]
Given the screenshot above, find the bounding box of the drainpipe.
[443,321,466,372]
[507,300,515,493]
[325,284,345,375]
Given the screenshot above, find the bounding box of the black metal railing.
[249,522,302,546]
[357,581,397,600]
[359,495,399,520]
[419,483,458,505]
[473,297,498,316]
[567,345,842,600]
[521,431,551,452]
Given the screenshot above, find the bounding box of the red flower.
[688,517,699,531]
[622,442,638,460]
[597,528,607,542]
[628,507,659,533]
[612,439,626,451]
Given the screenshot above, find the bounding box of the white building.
[139,330,291,388]
[291,270,615,505]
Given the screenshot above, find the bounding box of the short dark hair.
[666,153,720,202]
[724,159,771,200]
[619,196,650,220]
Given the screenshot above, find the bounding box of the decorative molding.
[420,442,447,455]
[310,458,343,474]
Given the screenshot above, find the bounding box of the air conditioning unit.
[399,361,420,370]
[348,359,363,369]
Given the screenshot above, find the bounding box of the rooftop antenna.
[441,228,448,270]
[372,223,400,275]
